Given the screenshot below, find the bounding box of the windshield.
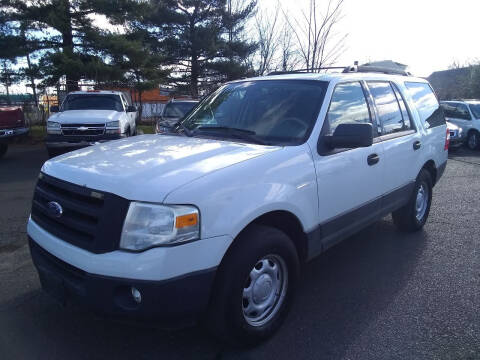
[63,94,124,111]
[469,103,480,119]
[180,80,328,145]
[164,102,197,118]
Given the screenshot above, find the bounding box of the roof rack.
[267,67,348,76]
[344,65,410,76]
[267,63,411,77]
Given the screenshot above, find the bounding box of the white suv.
[28,68,448,345]
[440,100,480,150]
[46,90,138,157]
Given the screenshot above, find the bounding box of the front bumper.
[45,133,125,149]
[0,126,29,140]
[30,237,217,327]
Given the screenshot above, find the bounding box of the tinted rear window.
[405,82,445,128]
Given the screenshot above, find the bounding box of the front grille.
[61,123,105,136]
[31,173,130,253]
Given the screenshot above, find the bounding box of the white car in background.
[46,90,138,157]
[440,100,480,150]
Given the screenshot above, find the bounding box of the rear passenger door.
[365,81,422,212]
[312,81,386,252]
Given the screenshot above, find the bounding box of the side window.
[324,82,371,135]
[367,82,404,135]
[456,103,472,120]
[405,82,445,128]
[440,103,458,118]
[391,83,413,130]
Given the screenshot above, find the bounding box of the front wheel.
[392,169,432,232]
[207,225,299,346]
[467,131,479,150]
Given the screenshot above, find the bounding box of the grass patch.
[138,124,155,134]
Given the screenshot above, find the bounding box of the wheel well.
[468,129,479,136]
[247,211,309,263]
[422,160,437,185]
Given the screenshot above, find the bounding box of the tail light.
[444,127,450,150]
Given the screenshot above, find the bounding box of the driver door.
[312,81,386,252]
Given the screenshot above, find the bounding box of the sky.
[268,0,480,77]
[5,0,480,94]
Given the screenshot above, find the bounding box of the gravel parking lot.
[1,144,479,360]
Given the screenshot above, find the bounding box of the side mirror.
[324,123,373,149]
[127,105,137,112]
[50,105,59,113]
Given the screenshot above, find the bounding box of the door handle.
[413,141,421,150]
[367,153,380,166]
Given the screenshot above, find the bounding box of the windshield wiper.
[194,126,268,145]
[172,120,193,137]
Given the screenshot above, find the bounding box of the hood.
[49,110,122,124]
[42,135,281,202]
[0,107,25,129]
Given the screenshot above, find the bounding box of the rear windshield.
[164,102,197,118]
[405,82,445,128]
[63,94,123,111]
[181,80,328,145]
[469,104,480,119]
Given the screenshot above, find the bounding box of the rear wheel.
[392,169,432,232]
[0,143,8,158]
[207,225,299,346]
[467,131,479,150]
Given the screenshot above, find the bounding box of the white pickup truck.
[28,68,448,345]
[46,90,138,157]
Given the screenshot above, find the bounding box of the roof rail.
[343,65,410,76]
[267,67,348,76]
[267,65,410,77]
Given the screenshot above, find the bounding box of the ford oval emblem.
[47,201,63,218]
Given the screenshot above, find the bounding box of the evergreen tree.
[0,0,144,91]
[147,0,256,97]
[212,0,257,82]
[101,28,170,119]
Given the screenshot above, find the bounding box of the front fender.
[163,145,319,241]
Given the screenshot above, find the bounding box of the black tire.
[206,224,300,346]
[392,169,433,232]
[467,131,479,150]
[0,143,8,159]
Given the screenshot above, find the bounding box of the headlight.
[106,120,121,134]
[106,120,119,128]
[120,202,200,251]
[47,121,61,134]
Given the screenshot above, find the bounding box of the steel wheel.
[415,184,429,221]
[242,254,288,327]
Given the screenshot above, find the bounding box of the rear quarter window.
[405,82,445,128]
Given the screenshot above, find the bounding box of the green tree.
[211,0,257,81]
[0,0,144,91]
[101,29,170,120]
[147,0,256,97]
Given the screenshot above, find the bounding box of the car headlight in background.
[105,120,121,134]
[47,121,61,135]
[120,202,200,251]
